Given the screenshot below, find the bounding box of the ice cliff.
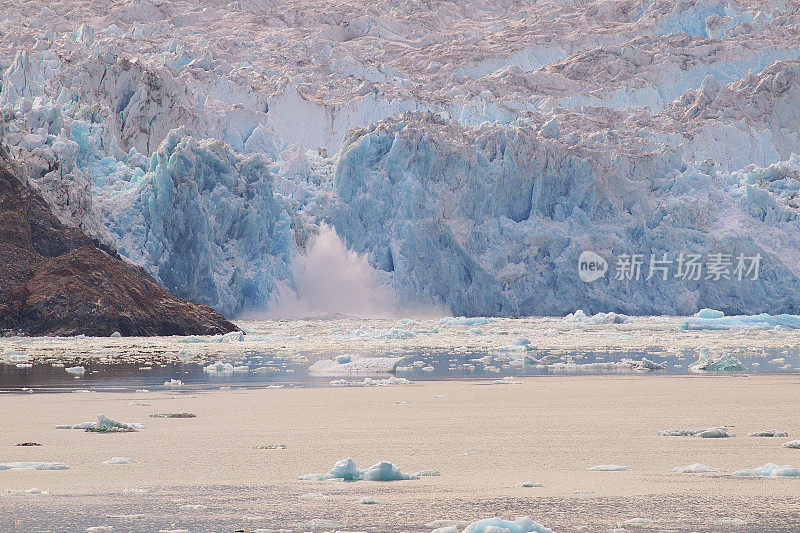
[2,0,800,317]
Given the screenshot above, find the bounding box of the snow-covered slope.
[1,0,800,316]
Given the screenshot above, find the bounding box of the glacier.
[2,1,800,318]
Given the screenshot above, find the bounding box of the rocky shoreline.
[0,148,237,336]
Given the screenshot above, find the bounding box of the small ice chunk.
[358,496,381,504]
[203,362,235,374]
[65,366,86,375]
[672,463,719,473]
[362,461,418,481]
[459,516,553,532]
[588,465,630,471]
[163,379,183,387]
[731,463,800,477]
[659,427,733,438]
[310,356,403,376]
[0,462,69,470]
[713,518,746,526]
[102,457,137,464]
[748,430,788,437]
[179,504,207,510]
[517,482,543,487]
[695,309,725,319]
[617,518,653,529]
[301,458,418,482]
[493,377,521,384]
[783,440,800,449]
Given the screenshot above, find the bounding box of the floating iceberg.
[565,310,629,324]
[688,349,746,373]
[659,427,733,438]
[65,366,86,375]
[60,414,144,433]
[731,463,800,477]
[459,516,553,533]
[550,358,664,373]
[300,458,418,482]
[203,362,248,374]
[309,356,404,376]
[784,440,800,449]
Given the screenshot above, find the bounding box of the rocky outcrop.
[0,147,237,336]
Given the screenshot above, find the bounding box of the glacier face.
[327,113,800,316]
[1,0,800,317]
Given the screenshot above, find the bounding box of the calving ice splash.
[579,250,763,282]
